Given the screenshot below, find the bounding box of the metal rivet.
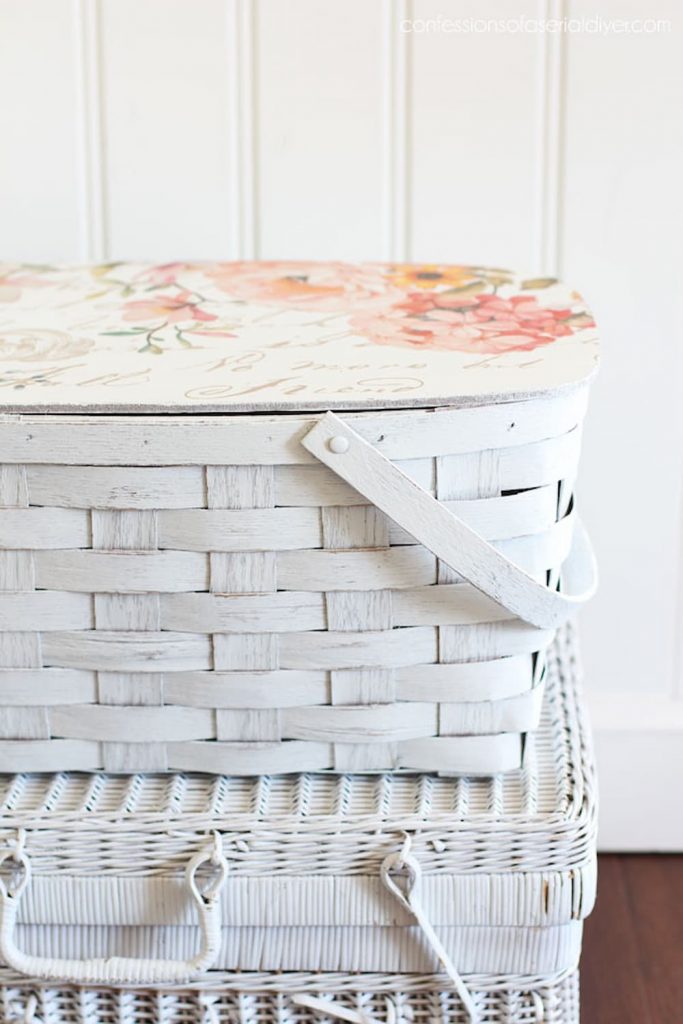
[328,436,349,454]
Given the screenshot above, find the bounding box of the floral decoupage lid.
[0,261,599,412]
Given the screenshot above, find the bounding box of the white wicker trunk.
[0,627,595,1023]
[0,261,599,775]
[0,973,581,1024]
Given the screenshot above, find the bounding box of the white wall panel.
[0,0,681,847]
[255,0,384,259]
[99,0,233,260]
[562,0,683,701]
[561,0,683,848]
[0,0,81,260]
[409,0,544,268]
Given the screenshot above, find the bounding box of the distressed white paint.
[0,0,681,846]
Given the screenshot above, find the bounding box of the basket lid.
[0,261,599,413]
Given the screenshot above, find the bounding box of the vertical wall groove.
[381,0,410,262]
[533,0,565,276]
[227,0,257,259]
[673,456,683,699]
[74,0,107,262]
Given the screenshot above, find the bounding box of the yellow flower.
[386,264,478,290]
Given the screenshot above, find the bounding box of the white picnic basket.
[0,261,599,775]
[0,627,595,1024]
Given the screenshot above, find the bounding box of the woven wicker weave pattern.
[0,970,580,1024]
[0,393,586,775]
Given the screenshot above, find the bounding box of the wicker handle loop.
[302,412,597,630]
[380,837,479,1023]
[0,832,228,985]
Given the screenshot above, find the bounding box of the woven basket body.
[0,396,589,775]
[0,628,596,1016]
[0,261,599,775]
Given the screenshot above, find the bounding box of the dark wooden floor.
[581,855,683,1023]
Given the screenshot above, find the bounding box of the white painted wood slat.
[0,393,587,465]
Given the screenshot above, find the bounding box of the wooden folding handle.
[302,412,597,630]
[0,835,229,985]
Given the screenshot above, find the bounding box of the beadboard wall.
[0,0,681,848]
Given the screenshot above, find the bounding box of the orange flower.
[385,264,479,291]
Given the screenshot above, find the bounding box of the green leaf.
[90,262,123,277]
[100,329,147,336]
[474,265,511,274]
[520,277,558,290]
[438,281,486,298]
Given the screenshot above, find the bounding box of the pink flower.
[466,294,576,340]
[0,269,60,303]
[351,292,594,354]
[351,307,459,349]
[123,289,216,325]
[134,263,194,287]
[205,261,395,313]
